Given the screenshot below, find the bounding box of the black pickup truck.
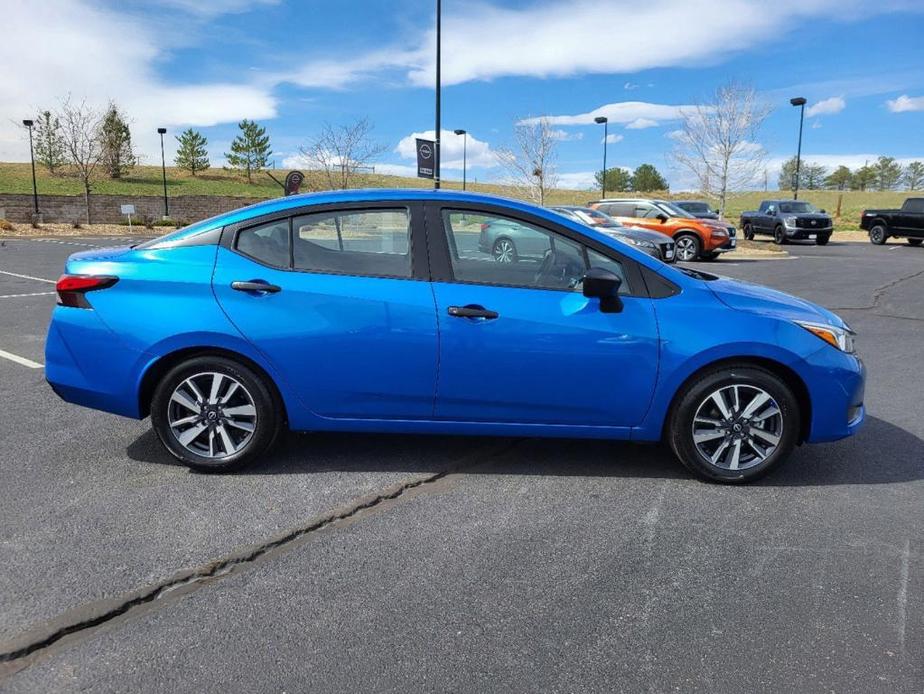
[860,197,924,246]
[739,200,833,245]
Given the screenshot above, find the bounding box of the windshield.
[575,208,623,227]
[778,201,818,214]
[680,202,709,213]
[656,201,694,218]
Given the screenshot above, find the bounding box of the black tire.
[492,237,518,263]
[700,251,720,261]
[667,364,800,484]
[674,233,702,262]
[869,224,888,245]
[151,355,282,473]
[743,223,754,241]
[773,226,787,245]
[908,238,922,247]
[815,234,830,246]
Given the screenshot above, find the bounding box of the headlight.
[795,320,856,353]
[624,237,655,249]
[784,216,798,228]
[710,228,728,238]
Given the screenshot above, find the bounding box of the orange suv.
[588,198,736,261]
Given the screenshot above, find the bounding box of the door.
[429,206,660,427]
[212,205,439,420]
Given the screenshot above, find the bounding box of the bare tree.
[57,98,103,224]
[670,82,771,216]
[496,118,559,205]
[299,118,386,190]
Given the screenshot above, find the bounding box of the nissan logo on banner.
[284,170,305,196]
[416,138,435,179]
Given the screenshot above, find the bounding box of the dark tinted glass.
[235,219,290,267]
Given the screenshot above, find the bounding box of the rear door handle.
[231,280,282,294]
[447,305,499,320]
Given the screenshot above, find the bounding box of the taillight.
[56,274,118,308]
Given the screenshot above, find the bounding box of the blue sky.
[3,0,924,190]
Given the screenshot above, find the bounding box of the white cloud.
[811,121,823,129]
[624,82,639,91]
[805,96,845,117]
[557,172,599,190]
[520,101,693,127]
[550,129,584,141]
[625,118,660,130]
[370,163,422,178]
[603,134,624,144]
[395,129,498,170]
[886,94,924,112]
[0,0,277,162]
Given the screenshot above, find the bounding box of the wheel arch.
[661,356,811,444]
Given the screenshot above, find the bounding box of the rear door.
[427,204,660,427]
[212,203,439,420]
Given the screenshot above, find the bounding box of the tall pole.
[594,116,608,198]
[434,0,441,190]
[454,129,467,190]
[157,128,169,218]
[790,97,806,200]
[22,120,38,216]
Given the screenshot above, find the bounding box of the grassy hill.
[0,163,913,230]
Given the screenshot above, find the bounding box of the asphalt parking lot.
[0,235,921,692]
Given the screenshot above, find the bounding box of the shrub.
[71,220,82,229]
[0,219,13,231]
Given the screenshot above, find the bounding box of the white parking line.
[0,349,44,369]
[0,269,56,284]
[0,291,56,299]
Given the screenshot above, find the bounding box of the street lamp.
[156,127,169,219]
[22,119,39,217]
[594,116,608,198]
[789,97,807,200]
[453,129,467,191]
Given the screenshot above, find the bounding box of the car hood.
[786,212,831,222]
[706,275,847,328]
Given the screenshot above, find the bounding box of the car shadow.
[125,415,922,487]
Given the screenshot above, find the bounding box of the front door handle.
[447,304,499,320]
[231,280,282,294]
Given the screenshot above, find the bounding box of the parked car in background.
[860,197,924,246]
[549,205,676,263]
[46,190,864,483]
[588,198,736,261]
[674,200,720,220]
[740,200,832,245]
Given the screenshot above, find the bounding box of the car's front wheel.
[816,234,830,246]
[773,226,787,245]
[667,364,800,483]
[908,238,922,247]
[743,223,754,240]
[151,356,282,472]
[674,233,701,261]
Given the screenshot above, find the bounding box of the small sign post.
[416,138,435,179]
[121,204,136,232]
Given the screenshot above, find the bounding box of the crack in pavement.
[829,267,924,312]
[0,440,520,677]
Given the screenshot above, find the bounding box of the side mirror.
[820,209,827,213]
[656,213,669,223]
[713,209,720,215]
[767,208,776,216]
[582,267,623,313]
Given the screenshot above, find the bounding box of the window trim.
[425,202,647,297]
[220,201,430,282]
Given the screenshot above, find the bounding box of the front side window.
[235,219,290,267]
[442,210,624,292]
[637,204,661,218]
[292,208,411,278]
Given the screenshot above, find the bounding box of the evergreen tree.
[175,128,210,176]
[33,110,68,174]
[225,119,271,183]
[851,165,877,191]
[872,155,903,191]
[99,103,136,179]
[802,163,827,189]
[904,161,924,191]
[778,156,798,190]
[630,163,669,192]
[825,165,853,191]
[594,167,632,192]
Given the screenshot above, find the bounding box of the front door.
[429,207,660,427]
[212,205,438,420]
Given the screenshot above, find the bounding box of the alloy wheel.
[691,384,783,471]
[167,372,257,458]
[493,239,515,263]
[675,236,698,261]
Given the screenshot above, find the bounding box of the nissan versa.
[45,191,865,483]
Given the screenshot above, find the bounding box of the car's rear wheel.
[674,233,701,261]
[773,226,787,245]
[869,224,888,245]
[816,234,830,246]
[492,238,518,263]
[151,356,282,472]
[908,238,922,247]
[743,223,754,240]
[667,364,799,483]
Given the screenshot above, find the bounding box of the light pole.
[453,129,467,190]
[594,116,608,198]
[790,97,806,200]
[157,127,169,218]
[434,0,441,190]
[22,119,39,217]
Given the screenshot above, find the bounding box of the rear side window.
[904,198,924,213]
[601,203,634,217]
[292,209,411,278]
[235,220,290,267]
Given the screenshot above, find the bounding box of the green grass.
[0,163,911,230]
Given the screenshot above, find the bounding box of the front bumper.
[801,350,866,443]
[786,226,832,239]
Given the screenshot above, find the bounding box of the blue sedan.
[45,190,865,483]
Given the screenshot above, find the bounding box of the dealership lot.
[0,236,921,691]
